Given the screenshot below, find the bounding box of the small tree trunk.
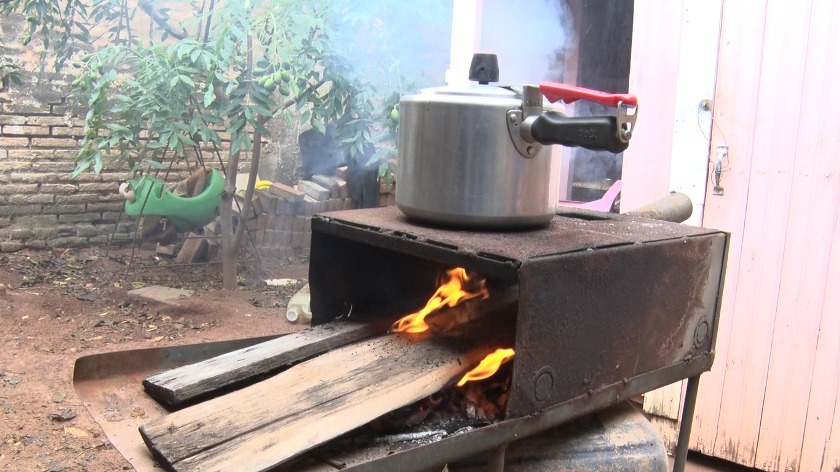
[218,155,242,290]
[219,121,266,289]
[220,234,238,288]
[219,29,263,290]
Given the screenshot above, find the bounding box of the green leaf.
[70,160,92,178]
[167,132,178,150]
[230,134,243,156]
[93,151,103,173]
[145,160,166,169]
[312,119,325,134]
[105,123,130,132]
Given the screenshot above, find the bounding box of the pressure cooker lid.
[419,83,518,98]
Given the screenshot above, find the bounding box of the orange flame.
[391,267,489,333]
[457,348,515,386]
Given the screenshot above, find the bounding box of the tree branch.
[137,0,189,40]
[202,0,216,44]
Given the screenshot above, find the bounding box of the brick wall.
[0,72,244,252]
[231,170,395,258]
[0,73,130,251]
[0,71,393,256]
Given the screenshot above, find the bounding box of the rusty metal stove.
[300,205,728,471]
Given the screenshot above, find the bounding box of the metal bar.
[342,356,713,471]
[487,444,507,472]
[626,192,693,223]
[105,205,125,258]
[672,375,701,472]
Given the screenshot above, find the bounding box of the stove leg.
[487,443,507,472]
[673,375,700,472]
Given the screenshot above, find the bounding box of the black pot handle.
[527,112,629,153]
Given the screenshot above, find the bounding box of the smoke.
[323,1,577,92]
[326,1,454,94]
[478,0,575,85]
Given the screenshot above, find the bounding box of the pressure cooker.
[395,53,638,228]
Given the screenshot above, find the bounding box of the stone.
[128,285,194,307]
[156,243,176,256]
[268,182,304,202]
[336,166,349,180]
[311,175,340,198]
[297,180,330,201]
[175,233,209,264]
[336,179,349,199]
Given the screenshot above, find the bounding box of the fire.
[391,267,489,333]
[457,348,515,387]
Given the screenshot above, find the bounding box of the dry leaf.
[65,426,89,438]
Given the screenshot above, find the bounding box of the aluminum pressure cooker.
[396,53,638,228]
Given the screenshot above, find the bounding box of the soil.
[0,246,309,471]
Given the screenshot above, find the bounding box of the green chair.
[123,169,224,232]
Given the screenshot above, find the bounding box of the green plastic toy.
[123,169,224,232]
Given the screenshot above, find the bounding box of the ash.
[333,364,512,451]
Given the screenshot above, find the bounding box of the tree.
[0,0,446,288]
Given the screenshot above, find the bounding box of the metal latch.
[506,85,544,158]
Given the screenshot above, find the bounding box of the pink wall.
[695,0,840,470]
[628,1,840,470]
[620,2,683,211]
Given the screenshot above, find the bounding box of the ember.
[358,362,513,441]
[391,267,489,333]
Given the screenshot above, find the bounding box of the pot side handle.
[527,112,629,154]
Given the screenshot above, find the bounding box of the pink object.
[540,82,638,107]
[557,180,622,212]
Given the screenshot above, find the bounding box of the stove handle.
[523,112,628,153]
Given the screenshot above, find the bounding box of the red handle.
[539,81,638,107]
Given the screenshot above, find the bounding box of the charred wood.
[140,314,514,472]
[143,320,390,407]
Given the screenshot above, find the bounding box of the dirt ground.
[0,246,309,471]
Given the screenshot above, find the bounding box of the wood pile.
[139,298,516,472]
[230,166,396,257]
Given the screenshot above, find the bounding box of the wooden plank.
[816,346,840,472]
[821,401,840,472]
[642,0,723,427]
[143,321,390,407]
[667,0,723,227]
[643,380,683,420]
[620,0,683,213]
[710,0,810,465]
[754,1,839,469]
[140,327,508,472]
[691,0,769,458]
[648,416,679,454]
[807,201,840,472]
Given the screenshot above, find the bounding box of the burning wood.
[139,315,515,472]
[391,267,489,333]
[390,267,517,336]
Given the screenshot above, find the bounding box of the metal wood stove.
[302,206,729,471]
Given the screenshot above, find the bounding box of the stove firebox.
[309,206,728,421]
